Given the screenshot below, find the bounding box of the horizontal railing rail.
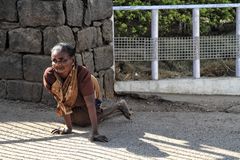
[113,3,240,10]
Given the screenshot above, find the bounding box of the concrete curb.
[114,77,240,95]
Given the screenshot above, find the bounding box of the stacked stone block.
[0,0,114,105]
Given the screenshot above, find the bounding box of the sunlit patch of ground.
[0,99,239,160]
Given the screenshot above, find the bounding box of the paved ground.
[0,95,240,160]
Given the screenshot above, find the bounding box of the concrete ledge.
[114,77,240,95]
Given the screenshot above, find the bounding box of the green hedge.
[113,0,238,37]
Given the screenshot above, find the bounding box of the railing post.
[151,9,159,80]
[236,7,240,77]
[192,8,200,78]
[112,11,115,79]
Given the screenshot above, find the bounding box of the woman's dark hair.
[51,43,75,57]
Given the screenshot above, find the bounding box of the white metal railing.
[113,4,240,79]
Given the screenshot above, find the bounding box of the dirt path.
[0,96,239,160]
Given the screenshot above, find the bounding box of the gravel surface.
[0,95,239,160]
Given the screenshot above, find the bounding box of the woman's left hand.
[89,133,108,142]
[51,127,72,135]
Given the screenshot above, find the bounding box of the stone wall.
[0,0,114,105]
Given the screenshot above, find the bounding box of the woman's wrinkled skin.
[51,51,75,79]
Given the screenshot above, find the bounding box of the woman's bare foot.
[118,100,133,120]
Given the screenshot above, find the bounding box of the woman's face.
[51,51,74,78]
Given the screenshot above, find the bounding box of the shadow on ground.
[0,98,239,159]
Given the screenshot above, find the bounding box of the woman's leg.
[71,107,91,127]
[98,99,133,121]
[71,100,133,126]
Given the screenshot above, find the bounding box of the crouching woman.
[43,43,132,142]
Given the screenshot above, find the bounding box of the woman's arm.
[84,94,108,142]
[84,94,98,134]
[43,67,56,94]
